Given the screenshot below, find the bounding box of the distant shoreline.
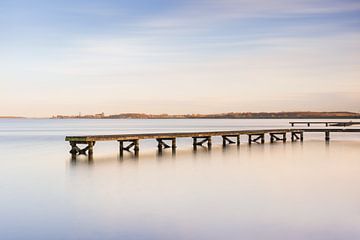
[0,117,26,119]
[48,117,360,119]
[50,111,360,119]
[3,111,360,119]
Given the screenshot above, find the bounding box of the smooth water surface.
[0,119,360,240]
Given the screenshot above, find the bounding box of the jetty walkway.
[65,127,360,160]
[289,121,360,127]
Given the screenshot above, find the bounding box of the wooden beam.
[222,136,236,146]
[193,136,211,149]
[248,134,265,144]
[270,133,286,143]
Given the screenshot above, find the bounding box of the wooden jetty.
[66,129,303,160]
[65,128,360,160]
[289,121,360,127]
[65,128,360,159]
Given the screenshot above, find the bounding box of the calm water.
[0,119,360,240]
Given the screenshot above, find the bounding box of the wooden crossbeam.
[193,136,211,149]
[222,135,238,146]
[197,138,209,145]
[118,139,139,158]
[124,142,135,151]
[69,141,95,161]
[248,134,265,144]
[156,138,176,151]
[291,132,303,142]
[78,145,90,155]
[270,133,287,143]
[157,139,171,148]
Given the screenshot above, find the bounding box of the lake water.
[1,119,360,240]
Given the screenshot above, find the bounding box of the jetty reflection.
[68,143,249,167]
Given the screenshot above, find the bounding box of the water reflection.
[67,138,319,167]
[68,141,279,167]
[2,119,360,240]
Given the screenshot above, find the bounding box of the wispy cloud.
[141,0,360,29]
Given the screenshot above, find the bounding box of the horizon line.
[2,110,360,119]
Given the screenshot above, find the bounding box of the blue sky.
[1,0,360,116]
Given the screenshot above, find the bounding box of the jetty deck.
[66,129,297,142]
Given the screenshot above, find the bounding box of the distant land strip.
[51,112,360,119]
[0,116,26,119]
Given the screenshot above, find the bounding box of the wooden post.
[261,134,265,144]
[283,133,286,142]
[158,143,163,153]
[119,141,124,152]
[70,141,78,159]
[237,135,240,145]
[172,139,176,155]
[193,137,197,148]
[133,140,139,157]
[157,139,163,151]
[119,141,124,157]
[207,137,212,148]
[172,138,176,149]
[134,140,139,152]
[325,131,330,142]
[248,135,252,144]
[88,142,94,159]
[222,136,226,146]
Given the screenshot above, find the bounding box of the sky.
[0,0,360,117]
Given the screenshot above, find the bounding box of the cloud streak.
[141,0,360,29]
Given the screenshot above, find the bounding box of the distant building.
[94,112,105,118]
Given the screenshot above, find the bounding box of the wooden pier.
[65,128,360,160]
[66,128,360,160]
[66,129,306,160]
[289,121,360,127]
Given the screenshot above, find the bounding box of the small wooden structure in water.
[66,129,304,160]
[289,121,360,127]
[65,127,360,160]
